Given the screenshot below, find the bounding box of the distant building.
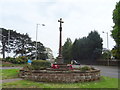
[45,47,54,63]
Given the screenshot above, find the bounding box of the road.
[81,65,119,79]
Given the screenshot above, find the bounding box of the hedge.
[4,56,27,64]
[31,60,51,70]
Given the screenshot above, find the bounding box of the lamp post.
[35,24,45,60]
[102,31,109,66]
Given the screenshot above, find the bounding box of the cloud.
[0,0,119,57]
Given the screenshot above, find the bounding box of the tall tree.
[0,28,48,60]
[0,28,17,58]
[35,41,47,60]
[62,38,72,63]
[111,1,120,59]
[87,31,103,60]
[72,39,79,60]
[13,33,32,57]
[71,31,103,64]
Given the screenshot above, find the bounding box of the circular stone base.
[19,68,100,83]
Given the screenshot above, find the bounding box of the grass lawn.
[1,69,19,80]
[1,68,119,88]
[2,76,119,88]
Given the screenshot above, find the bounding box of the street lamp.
[102,31,109,49]
[102,31,109,66]
[35,24,45,60]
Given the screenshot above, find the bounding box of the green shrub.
[15,56,27,64]
[5,57,11,62]
[31,60,51,70]
[23,64,34,71]
[5,56,27,64]
[80,66,91,71]
[5,57,15,63]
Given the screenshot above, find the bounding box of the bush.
[5,57,16,63]
[80,66,91,71]
[23,64,34,71]
[5,56,27,64]
[16,56,27,64]
[31,60,51,70]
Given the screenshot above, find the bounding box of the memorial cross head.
[58,18,64,28]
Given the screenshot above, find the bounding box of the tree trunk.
[2,42,5,59]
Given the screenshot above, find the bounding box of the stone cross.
[57,18,64,64]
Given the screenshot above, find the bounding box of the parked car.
[71,60,80,65]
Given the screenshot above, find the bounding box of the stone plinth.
[19,69,100,83]
[57,56,63,64]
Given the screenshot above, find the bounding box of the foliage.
[2,76,119,88]
[15,56,28,64]
[13,33,32,57]
[111,46,120,59]
[4,57,16,63]
[31,41,47,60]
[62,38,72,64]
[4,56,27,64]
[101,49,111,59]
[2,69,19,79]
[80,66,91,71]
[71,31,103,63]
[0,28,48,60]
[2,62,27,67]
[0,28,18,58]
[22,64,34,71]
[31,60,51,70]
[111,1,120,59]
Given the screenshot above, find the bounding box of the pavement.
[0,67,22,69]
[0,78,23,83]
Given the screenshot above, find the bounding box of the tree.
[13,33,32,57]
[0,28,48,60]
[71,31,103,64]
[71,39,79,60]
[62,38,72,63]
[35,41,47,60]
[0,28,17,58]
[87,31,103,60]
[111,1,120,59]
[102,48,111,60]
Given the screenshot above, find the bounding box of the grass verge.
[2,76,119,88]
[1,69,19,80]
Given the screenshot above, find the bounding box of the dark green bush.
[5,56,27,64]
[31,60,51,70]
[5,57,15,63]
[16,56,27,64]
[23,64,34,71]
[80,66,91,71]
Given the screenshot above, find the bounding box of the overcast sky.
[0,0,119,57]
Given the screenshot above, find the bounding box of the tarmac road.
[81,65,119,79]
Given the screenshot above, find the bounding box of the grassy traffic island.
[19,60,101,83]
[1,60,119,88]
[1,66,119,88]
